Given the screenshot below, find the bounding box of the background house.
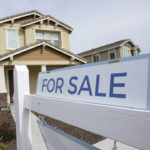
[0,10,86,105]
[78,39,141,63]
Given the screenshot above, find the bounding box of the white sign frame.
[13,54,150,150]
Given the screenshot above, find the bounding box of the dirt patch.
[0,110,16,150]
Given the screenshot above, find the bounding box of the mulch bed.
[37,113,105,145]
[0,109,16,150]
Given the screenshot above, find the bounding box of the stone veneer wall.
[0,93,7,107]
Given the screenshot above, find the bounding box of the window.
[134,50,139,56]
[35,31,60,46]
[53,33,60,46]
[7,29,18,49]
[93,54,100,62]
[44,32,51,42]
[36,32,43,41]
[123,48,131,57]
[109,50,116,60]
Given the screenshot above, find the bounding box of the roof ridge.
[79,39,132,55]
[21,14,73,31]
[0,10,43,23]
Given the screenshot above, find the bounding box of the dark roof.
[0,10,43,23]
[0,40,86,63]
[21,15,73,32]
[79,39,135,56]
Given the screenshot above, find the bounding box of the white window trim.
[123,47,131,57]
[6,29,19,50]
[34,30,61,46]
[92,53,100,62]
[108,50,116,60]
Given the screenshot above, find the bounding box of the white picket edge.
[24,94,150,150]
[13,66,32,150]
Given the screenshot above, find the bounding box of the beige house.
[0,10,86,105]
[79,39,141,63]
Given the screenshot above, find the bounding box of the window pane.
[93,54,100,62]
[54,40,60,46]
[44,32,51,42]
[36,32,43,41]
[53,33,59,40]
[134,50,138,56]
[7,29,17,49]
[109,50,115,59]
[53,33,60,46]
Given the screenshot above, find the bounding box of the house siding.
[0,22,70,55]
[14,46,70,61]
[84,47,121,63]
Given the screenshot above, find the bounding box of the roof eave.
[0,11,43,24]
[21,16,73,32]
[0,42,85,63]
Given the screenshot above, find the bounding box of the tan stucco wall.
[28,66,41,94]
[0,22,71,55]
[0,66,7,93]
[25,24,70,50]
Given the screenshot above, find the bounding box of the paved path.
[93,138,140,150]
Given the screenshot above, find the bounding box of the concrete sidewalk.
[93,138,140,150]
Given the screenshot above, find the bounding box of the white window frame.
[109,50,116,60]
[93,53,100,62]
[34,29,61,46]
[53,32,60,46]
[123,47,131,57]
[6,29,19,50]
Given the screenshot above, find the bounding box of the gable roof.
[21,15,73,32]
[79,39,137,57]
[0,10,43,24]
[0,40,86,63]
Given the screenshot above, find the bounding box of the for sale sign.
[36,54,150,110]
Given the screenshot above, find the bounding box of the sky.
[0,0,150,54]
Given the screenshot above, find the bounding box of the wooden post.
[13,65,32,150]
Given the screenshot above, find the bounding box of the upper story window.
[53,33,59,46]
[109,50,116,60]
[35,31,60,46]
[123,48,131,57]
[93,54,100,62]
[7,29,18,49]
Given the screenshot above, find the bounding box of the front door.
[8,70,14,103]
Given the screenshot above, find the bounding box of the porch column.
[41,65,47,72]
[0,66,6,93]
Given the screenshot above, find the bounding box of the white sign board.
[36,54,150,110]
[38,120,100,150]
